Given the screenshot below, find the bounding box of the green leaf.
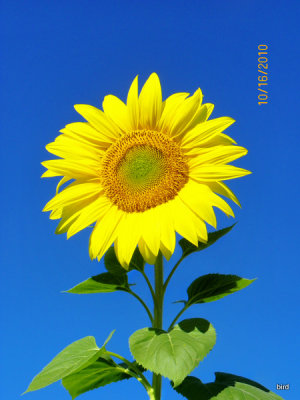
[62,358,135,399]
[24,332,115,393]
[129,318,216,387]
[173,373,284,400]
[185,274,255,305]
[104,247,128,275]
[105,246,144,275]
[128,247,145,271]
[179,224,236,259]
[64,272,129,294]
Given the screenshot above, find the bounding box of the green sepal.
[129,318,216,387]
[24,331,115,393]
[179,224,236,259]
[181,273,255,305]
[63,272,130,294]
[173,373,284,400]
[104,246,145,274]
[62,358,141,399]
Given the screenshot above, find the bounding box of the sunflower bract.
[42,73,250,268]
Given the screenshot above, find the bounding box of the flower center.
[101,130,189,212]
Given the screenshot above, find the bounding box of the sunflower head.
[42,73,250,268]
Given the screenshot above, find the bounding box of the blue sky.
[1,1,299,399]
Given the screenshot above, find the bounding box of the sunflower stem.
[152,252,164,400]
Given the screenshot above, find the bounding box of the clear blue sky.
[1,1,299,399]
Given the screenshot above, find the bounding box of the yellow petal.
[139,73,162,129]
[103,95,131,132]
[89,206,123,261]
[56,176,71,194]
[183,134,237,156]
[179,103,214,137]
[74,104,120,140]
[188,146,248,168]
[67,196,111,238]
[169,89,202,138]
[190,165,251,182]
[127,75,139,130]
[61,122,114,145]
[41,169,58,178]
[178,181,217,228]
[207,182,241,207]
[55,132,104,152]
[54,196,99,233]
[188,133,237,152]
[158,92,189,133]
[140,208,161,257]
[157,203,176,258]
[177,99,214,139]
[114,213,142,268]
[169,197,201,246]
[50,208,63,219]
[190,103,214,127]
[195,218,208,243]
[181,117,235,148]
[210,192,235,217]
[160,242,172,261]
[46,136,104,161]
[55,212,80,234]
[138,238,156,265]
[41,159,99,179]
[43,181,102,212]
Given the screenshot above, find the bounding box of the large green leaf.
[24,332,114,393]
[104,246,144,274]
[64,272,129,294]
[183,274,255,305]
[62,358,135,399]
[129,319,216,387]
[179,225,236,259]
[173,373,284,400]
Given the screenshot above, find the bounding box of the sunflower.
[42,73,250,268]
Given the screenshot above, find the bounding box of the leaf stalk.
[127,289,154,324]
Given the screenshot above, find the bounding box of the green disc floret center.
[118,146,166,191]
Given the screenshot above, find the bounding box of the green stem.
[147,387,156,400]
[168,302,190,331]
[152,252,164,400]
[163,256,184,294]
[107,351,152,394]
[128,289,154,324]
